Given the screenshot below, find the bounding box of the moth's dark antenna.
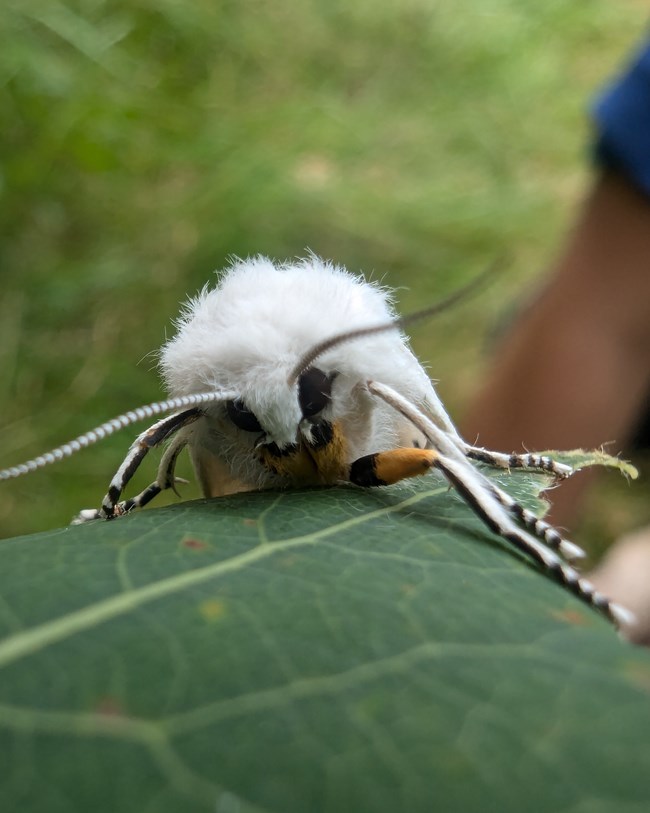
[287,259,500,386]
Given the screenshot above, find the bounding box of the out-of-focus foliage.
[0,0,644,536]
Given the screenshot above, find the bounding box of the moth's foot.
[71,508,102,525]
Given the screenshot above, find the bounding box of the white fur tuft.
[159,255,433,459]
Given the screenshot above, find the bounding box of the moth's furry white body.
[161,256,437,492]
[0,254,634,628]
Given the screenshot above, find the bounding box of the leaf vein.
[0,486,447,669]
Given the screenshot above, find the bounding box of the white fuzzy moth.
[0,256,634,628]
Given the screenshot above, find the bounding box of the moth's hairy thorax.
[159,256,434,489]
[161,256,397,396]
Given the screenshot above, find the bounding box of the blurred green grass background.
[1,0,647,540]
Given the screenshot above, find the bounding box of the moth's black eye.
[226,399,263,433]
[298,367,333,419]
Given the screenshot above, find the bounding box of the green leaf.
[1,467,650,812]
[539,448,639,481]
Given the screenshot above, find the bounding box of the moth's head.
[201,359,350,489]
[221,365,338,451]
[159,255,397,453]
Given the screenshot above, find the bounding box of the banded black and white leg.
[110,431,190,515]
[72,408,201,524]
[464,446,574,480]
[424,448,631,626]
[420,392,574,480]
[372,382,582,556]
[358,380,633,628]
[481,478,585,560]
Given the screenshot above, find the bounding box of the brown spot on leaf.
[242,518,258,527]
[183,538,208,550]
[550,608,591,626]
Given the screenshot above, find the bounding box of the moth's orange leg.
[349,448,438,487]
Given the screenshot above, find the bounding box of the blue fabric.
[594,41,650,198]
